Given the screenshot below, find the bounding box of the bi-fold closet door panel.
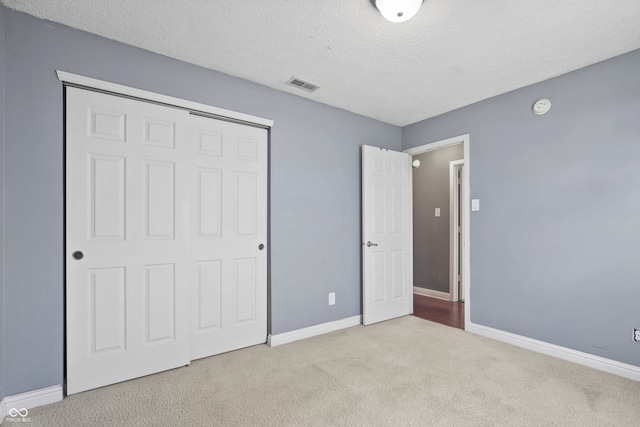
[65,87,267,394]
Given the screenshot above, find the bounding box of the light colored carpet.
[5,316,640,426]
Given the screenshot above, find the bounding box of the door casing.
[450,159,465,303]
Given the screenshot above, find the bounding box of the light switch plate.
[435,208,441,217]
[472,199,480,211]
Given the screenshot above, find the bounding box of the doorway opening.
[404,135,470,330]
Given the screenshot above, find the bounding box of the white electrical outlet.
[634,329,640,342]
[329,292,336,306]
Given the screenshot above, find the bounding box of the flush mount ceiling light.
[373,0,424,23]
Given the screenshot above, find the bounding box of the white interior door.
[66,87,268,394]
[66,87,191,394]
[362,145,413,325]
[189,114,267,360]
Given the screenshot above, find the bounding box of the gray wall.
[3,4,639,400]
[413,145,463,293]
[0,3,5,401]
[0,8,401,396]
[403,49,640,367]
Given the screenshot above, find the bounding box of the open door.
[362,145,413,325]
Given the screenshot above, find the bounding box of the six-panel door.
[65,87,267,394]
[189,115,267,360]
[361,145,413,325]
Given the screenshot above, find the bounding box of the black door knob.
[258,244,265,251]
[72,251,84,260]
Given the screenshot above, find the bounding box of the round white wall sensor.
[533,98,551,115]
[412,159,421,168]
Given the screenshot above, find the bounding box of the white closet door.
[66,87,191,394]
[189,114,268,360]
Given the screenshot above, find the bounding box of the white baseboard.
[413,287,450,301]
[468,323,640,382]
[3,385,63,416]
[268,315,362,347]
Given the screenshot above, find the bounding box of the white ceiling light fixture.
[374,0,424,23]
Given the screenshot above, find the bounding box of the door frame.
[56,71,273,129]
[449,160,464,303]
[404,134,470,330]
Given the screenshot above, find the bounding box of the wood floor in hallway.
[413,294,464,330]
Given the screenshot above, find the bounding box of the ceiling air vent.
[285,77,320,93]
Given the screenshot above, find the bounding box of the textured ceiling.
[3,0,640,126]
